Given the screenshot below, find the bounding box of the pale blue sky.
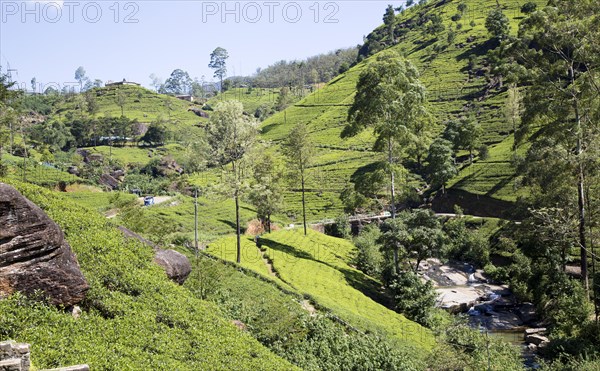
[1,0,407,91]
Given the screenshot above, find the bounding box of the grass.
[55,85,206,142]
[0,179,294,370]
[208,228,435,351]
[63,191,135,212]
[1,153,82,187]
[126,193,261,243]
[207,87,282,115]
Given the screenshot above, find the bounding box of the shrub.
[521,2,537,14]
[353,224,383,277]
[330,214,351,239]
[485,7,510,40]
[388,271,436,326]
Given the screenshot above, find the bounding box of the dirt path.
[257,246,277,277]
[301,300,317,316]
[255,244,317,316]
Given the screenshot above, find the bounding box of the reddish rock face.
[0,183,89,307]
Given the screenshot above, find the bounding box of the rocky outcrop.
[153,249,191,285]
[0,341,29,371]
[0,340,89,371]
[0,184,89,306]
[525,334,549,347]
[99,174,119,190]
[188,107,209,118]
[117,226,191,285]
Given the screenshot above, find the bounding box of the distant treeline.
[229,47,359,89]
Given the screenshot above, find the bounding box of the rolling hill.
[245,0,547,219]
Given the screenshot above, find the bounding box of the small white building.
[105,78,141,87]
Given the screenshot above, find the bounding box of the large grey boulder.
[117,226,191,285]
[153,249,191,285]
[0,184,89,306]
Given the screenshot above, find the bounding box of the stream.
[421,259,545,367]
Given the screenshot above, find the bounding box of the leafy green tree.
[332,214,351,239]
[30,120,74,152]
[426,138,457,193]
[485,7,510,41]
[149,73,163,92]
[247,150,285,233]
[207,100,257,263]
[85,91,99,115]
[383,4,396,45]
[403,209,444,272]
[379,218,410,276]
[209,47,229,94]
[0,70,21,162]
[457,3,468,14]
[162,69,192,95]
[353,224,383,277]
[343,50,427,218]
[115,89,126,117]
[74,66,87,91]
[427,14,445,37]
[190,78,205,98]
[388,271,436,326]
[275,87,292,111]
[443,116,482,162]
[281,123,314,236]
[140,119,168,146]
[444,215,490,266]
[504,84,523,151]
[513,0,600,291]
[521,2,537,14]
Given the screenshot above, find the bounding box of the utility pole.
[194,187,199,254]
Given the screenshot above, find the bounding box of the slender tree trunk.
[235,191,241,264]
[388,137,396,219]
[9,121,13,155]
[267,213,271,233]
[587,184,598,322]
[194,188,198,252]
[393,248,399,275]
[574,99,589,292]
[301,170,307,236]
[232,161,241,264]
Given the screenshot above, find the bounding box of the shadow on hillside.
[456,39,498,63]
[260,122,280,135]
[486,175,514,199]
[260,236,394,310]
[410,38,437,54]
[218,219,247,234]
[259,238,314,261]
[338,267,394,309]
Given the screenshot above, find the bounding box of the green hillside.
[56,84,206,142]
[208,229,435,351]
[0,179,294,369]
[256,0,546,216]
[206,87,282,115]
